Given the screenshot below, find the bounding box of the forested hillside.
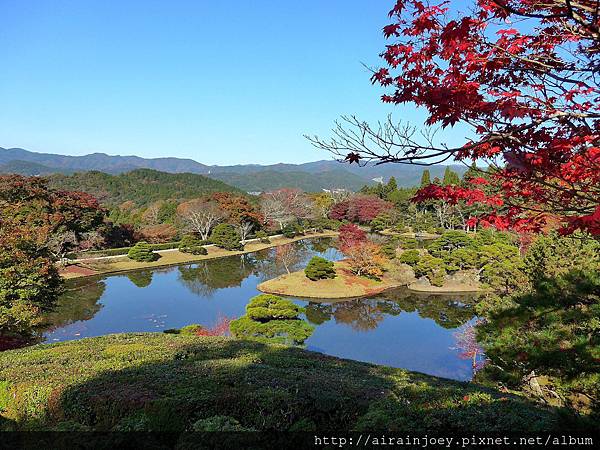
[48,169,244,206]
[209,169,368,192]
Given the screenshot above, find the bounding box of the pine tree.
[386,176,398,194]
[442,167,460,186]
[420,169,431,187]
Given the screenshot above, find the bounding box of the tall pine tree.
[420,169,431,187]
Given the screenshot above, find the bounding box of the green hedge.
[67,240,214,259]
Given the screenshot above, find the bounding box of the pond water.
[40,238,480,381]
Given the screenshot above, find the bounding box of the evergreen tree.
[385,176,398,195]
[442,167,460,186]
[420,169,431,187]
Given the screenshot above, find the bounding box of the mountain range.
[0,147,467,192]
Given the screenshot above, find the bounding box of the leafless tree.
[177,199,224,240]
[237,221,254,242]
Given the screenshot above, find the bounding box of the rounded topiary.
[127,241,158,262]
[245,294,301,321]
[304,256,336,281]
[230,294,314,345]
[210,224,243,250]
[179,235,208,255]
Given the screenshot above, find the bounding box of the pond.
[40,238,480,381]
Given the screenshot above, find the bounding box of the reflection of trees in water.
[177,254,258,298]
[39,278,106,333]
[310,238,334,254]
[127,270,153,288]
[255,241,312,282]
[305,289,476,332]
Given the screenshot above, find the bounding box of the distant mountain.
[1,147,468,191]
[208,169,369,192]
[0,147,209,174]
[48,169,244,206]
[0,159,74,176]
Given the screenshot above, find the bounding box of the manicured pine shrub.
[179,235,208,255]
[398,249,421,267]
[304,256,336,281]
[127,241,158,262]
[230,294,314,345]
[255,230,271,243]
[210,224,243,250]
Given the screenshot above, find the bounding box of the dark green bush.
[127,242,158,262]
[281,223,302,238]
[245,294,302,321]
[230,294,314,345]
[414,254,447,287]
[179,235,208,255]
[304,256,336,281]
[210,224,243,250]
[255,230,270,243]
[398,249,421,267]
[163,324,203,335]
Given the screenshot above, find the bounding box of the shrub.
[398,237,418,249]
[210,224,243,251]
[255,230,271,243]
[380,240,399,259]
[281,223,302,238]
[179,235,208,255]
[230,294,314,345]
[127,242,158,262]
[414,254,447,287]
[338,223,366,251]
[398,249,420,267]
[245,294,302,321]
[428,231,474,257]
[370,214,391,233]
[304,257,336,281]
[163,324,204,335]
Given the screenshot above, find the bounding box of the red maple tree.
[338,223,367,251]
[309,0,600,235]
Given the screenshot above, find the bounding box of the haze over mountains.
[0,147,467,192]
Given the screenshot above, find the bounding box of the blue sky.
[1,0,467,165]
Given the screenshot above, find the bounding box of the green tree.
[127,242,158,262]
[477,270,600,416]
[210,224,243,250]
[420,169,431,187]
[442,167,461,186]
[304,256,336,281]
[524,232,600,285]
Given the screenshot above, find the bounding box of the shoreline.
[60,231,338,280]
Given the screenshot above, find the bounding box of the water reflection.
[40,238,479,380]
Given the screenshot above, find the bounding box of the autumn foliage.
[344,242,387,279]
[338,223,367,251]
[329,195,393,224]
[315,0,600,235]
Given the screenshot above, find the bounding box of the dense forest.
[48,169,245,206]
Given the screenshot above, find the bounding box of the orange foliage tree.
[344,242,387,279]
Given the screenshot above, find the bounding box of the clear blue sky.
[1,0,467,165]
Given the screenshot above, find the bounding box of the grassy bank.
[0,333,586,432]
[60,231,338,279]
[257,261,415,299]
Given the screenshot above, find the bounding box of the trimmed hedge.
[68,241,188,259]
[127,242,158,262]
